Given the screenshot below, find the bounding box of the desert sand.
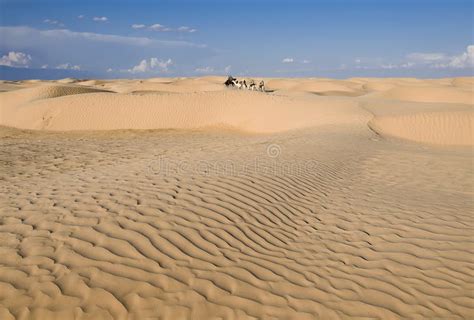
[0,77,473,319]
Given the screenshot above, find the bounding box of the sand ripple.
[0,123,472,319]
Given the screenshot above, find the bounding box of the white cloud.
[406,52,446,63]
[450,45,474,67]
[128,58,173,73]
[195,66,214,73]
[130,60,148,73]
[355,65,370,70]
[41,64,48,69]
[56,63,81,70]
[435,45,474,69]
[177,26,197,33]
[0,51,32,67]
[132,24,146,29]
[148,24,196,32]
[43,19,64,27]
[350,45,474,71]
[93,16,108,22]
[149,24,166,31]
[381,62,414,69]
[78,15,85,19]
[195,65,233,75]
[282,58,294,63]
[0,26,205,48]
[400,62,415,68]
[0,26,209,75]
[42,29,152,46]
[106,68,113,72]
[406,45,474,69]
[302,59,310,64]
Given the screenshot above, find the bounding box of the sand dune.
[0,77,473,319]
[2,84,112,102]
[371,85,473,104]
[451,77,474,88]
[1,77,472,146]
[362,96,473,146]
[369,111,473,145]
[0,88,363,132]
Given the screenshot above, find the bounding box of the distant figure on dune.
[224,76,237,87]
[259,80,265,92]
[248,79,256,91]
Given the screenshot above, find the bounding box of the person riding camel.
[224,76,237,87]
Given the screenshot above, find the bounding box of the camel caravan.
[224,76,266,92]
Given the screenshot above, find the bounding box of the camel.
[225,76,266,93]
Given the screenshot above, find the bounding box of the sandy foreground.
[0,77,473,319]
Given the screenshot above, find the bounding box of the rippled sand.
[0,77,473,319]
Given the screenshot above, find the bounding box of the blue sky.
[0,0,472,78]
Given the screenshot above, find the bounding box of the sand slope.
[0,89,364,132]
[371,85,473,104]
[369,111,473,146]
[0,77,473,319]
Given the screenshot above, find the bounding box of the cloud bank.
[131,23,197,33]
[93,16,108,22]
[0,51,32,68]
[406,45,474,69]
[0,26,209,76]
[56,63,81,71]
[128,58,173,73]
[0,26,205,49]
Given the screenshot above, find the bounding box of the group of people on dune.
[224,76,265,92]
